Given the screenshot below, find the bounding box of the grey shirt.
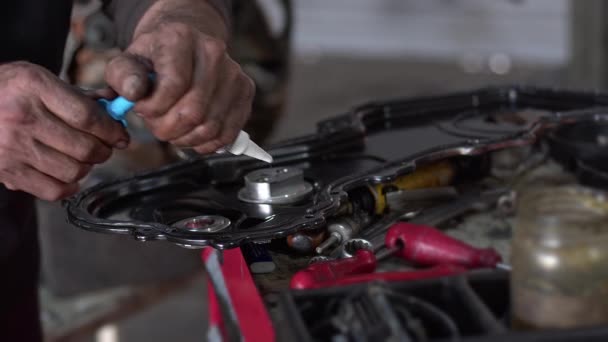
[0,0,231,73]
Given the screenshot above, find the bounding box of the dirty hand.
[105,0,255,154]
[0,62,129,200]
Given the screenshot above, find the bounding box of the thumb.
[105,54,152,101]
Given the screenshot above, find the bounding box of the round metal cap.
[238,167,313,204]
[172,215,231,233]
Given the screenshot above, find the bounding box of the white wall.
[292,0,569,66]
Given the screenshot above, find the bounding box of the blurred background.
[41,0,606,341]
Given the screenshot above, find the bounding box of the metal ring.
[172,215,231,233]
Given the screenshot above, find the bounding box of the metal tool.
[290,250,377,289]
[308,256,330,265]
[380,222,509,270]
[238,167,313,204]
[496,191,517,216]
[342,238,374,258]
[315,218,364,255]
[366,188,507,250]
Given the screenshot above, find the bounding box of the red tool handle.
[294,264,466,289]
[385,222,502,269]
[290,250,376,289]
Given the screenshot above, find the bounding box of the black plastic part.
[274,271,608,342]
[577,160,608,190]
[548,121,608,169]
[547,121,608,189]
[65,86,608,248]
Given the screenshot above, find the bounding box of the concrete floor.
[104,56,562,342]
[117,275,208,342]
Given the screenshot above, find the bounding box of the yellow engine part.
[373,160,455,214]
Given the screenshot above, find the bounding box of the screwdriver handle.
[290,250,376,289]
[385,222,502,269]
[309,264,466,289]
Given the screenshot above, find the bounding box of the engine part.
[308,256,330,265]
[281,280,471,341]
[342,238,374,258]
[548,120,608,190]
[238,167,313,204]
[65,86,608,249]
[372,160,456,214]
[173,215,231,233]
[496,191,517,216]
[490,146,534,179]
[331,287,410,341]
[315,217,366,255]
[577,159,608,190]
[384,186,458,212]
[548,121,608,169]
[287,229,326,254]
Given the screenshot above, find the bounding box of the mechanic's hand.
[104,1,255,154]
[0,62,129,200]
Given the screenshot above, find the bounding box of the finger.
[145,47,218,141]
[192,69,254,154]
[29,140,92,184]
[145,86,213,141]
[4,163,79,201]
[130,32,195,118]
[191,101,247,155]
[82,87,117,100]
[39,80,130,148]
[192,139,226,155]
[33,110,114,163]
[192,105,244,155]
[167,50,244,146]
[169,120,221,147]
[105,54,151,101]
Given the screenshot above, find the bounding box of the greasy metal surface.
[172,215,231,233]
[238,167,313,204]
[65,86,608,248]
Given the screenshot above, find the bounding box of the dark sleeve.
[102,0,232,49]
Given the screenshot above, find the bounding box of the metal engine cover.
[65,86,608,248]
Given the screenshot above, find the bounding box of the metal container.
[511,186,608,329]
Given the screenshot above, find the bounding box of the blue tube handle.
[97,73,155,127]
[98,97,133,127]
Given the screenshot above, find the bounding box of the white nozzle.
[221,131,273,163]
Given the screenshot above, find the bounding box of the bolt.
[315,232,340,254]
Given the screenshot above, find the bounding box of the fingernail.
[123,74,142,98]
[115,140,129,149]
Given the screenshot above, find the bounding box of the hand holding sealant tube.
[98,74,273,164]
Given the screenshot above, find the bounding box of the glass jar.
[511,186,608,330]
